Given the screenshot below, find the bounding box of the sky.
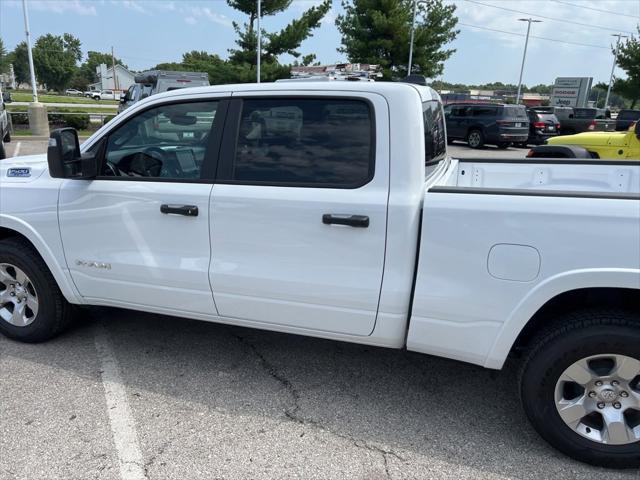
[0,0,638,87]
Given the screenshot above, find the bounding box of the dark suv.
[444,103,529,148]
[523,109,560,146]
[615,109,640,131]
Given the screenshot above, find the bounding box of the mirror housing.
[47,128,98,179]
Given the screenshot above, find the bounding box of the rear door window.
[574,108,596,119]
[230,98,374,188]
[472,106,498,117]
[423,100,446,164]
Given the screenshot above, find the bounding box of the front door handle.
[160,204,198,217]
[322,214,369,228]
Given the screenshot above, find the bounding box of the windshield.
[618,110,640,120]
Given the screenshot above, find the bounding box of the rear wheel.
[0,141,6,160]
[467,129,484,149]
[0,239,73,342]
[520,310,640,468]
[3,130,10,143]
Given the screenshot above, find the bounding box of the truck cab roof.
[147,80,442,105]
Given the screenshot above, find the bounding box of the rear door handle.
[160,204,199,217]
[322,214,369,228]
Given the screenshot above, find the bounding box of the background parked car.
[85,90,116,101]
[559,107,614,134]
[519,109,560,146]
[0,88,11,159]
[615,109,640,131]
[64,89,83,96]
[118,70,209,113]
[444,103,529,149]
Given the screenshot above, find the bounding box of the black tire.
[0,238,74,342]
[0,141,6,160]
[3,130,10,143]
[520,309,640,469]
[467,129,484,149]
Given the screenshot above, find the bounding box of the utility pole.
[515,18,542,105]
[21,0,38,102]
[111,46,119,92]
[256,0,261,83]
[604,33,627,110]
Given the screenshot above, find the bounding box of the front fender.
[484,268,640,369]
[0,215,82,304]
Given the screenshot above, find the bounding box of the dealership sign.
[550,77,592,107]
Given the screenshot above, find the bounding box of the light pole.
[407,0,426,76]
[256,0,261,83]
[604,33,627,109]
[515,18,542,105]
[21,0,48,136]
[21,0,38,102]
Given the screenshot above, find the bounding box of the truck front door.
[58,95,229,314]
[209,94,390,336]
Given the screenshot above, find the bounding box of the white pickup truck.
[0,81,639,468]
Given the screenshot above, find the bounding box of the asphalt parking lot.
[2,309,639,480]
[1,139,637,480]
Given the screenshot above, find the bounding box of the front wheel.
[0,239,73,342]
[520,310,640,468]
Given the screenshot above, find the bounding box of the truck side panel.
[407,189,640,368]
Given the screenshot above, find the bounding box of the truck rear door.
[208,92,390,336]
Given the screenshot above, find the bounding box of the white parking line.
[94,322,146,480]
[13,141,21,157]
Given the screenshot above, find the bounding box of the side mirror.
[120,94,127,103]
[47,128,97,179]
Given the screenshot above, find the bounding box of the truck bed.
[437,158,640,196]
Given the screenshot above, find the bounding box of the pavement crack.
[233,333,301,421]
[233,332,404,477]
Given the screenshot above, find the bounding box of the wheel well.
[512,287,639,353]
[0,227,41,255]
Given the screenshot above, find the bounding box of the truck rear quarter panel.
[407,189,640,368]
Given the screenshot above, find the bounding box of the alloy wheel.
[0,263,39,327]
[555,354,640,445]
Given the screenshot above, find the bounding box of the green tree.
[227,0,330,81]
[32,33,82,91]
[613,28,640,108]
[0,38,9,74]
[8,41,30,85]
[336,0,459,80]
